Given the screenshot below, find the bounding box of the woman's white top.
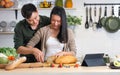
[45,36,64,60]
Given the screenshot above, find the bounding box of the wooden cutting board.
[0,64,6,69]
[0,62,77,69]
[0,62,49,69]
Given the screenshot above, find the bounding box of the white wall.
[0,0,120,58]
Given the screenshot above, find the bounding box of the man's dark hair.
[21,3,37,19]
[50,6,68,43]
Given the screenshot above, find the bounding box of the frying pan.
[104,6,120,33]
[100,6,107,27]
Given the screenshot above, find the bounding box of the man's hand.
[32,48,44,62]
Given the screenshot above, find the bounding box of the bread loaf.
[55,55,77,64]
[5,56,26,70]
[46,56,57,63]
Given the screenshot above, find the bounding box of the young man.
[14,3,50,63]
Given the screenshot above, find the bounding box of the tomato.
[74,64,79,68]
[58,63,63,68]
[8,56,15,61]
[51,63,55,67]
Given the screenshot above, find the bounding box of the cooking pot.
[104,6,120,33]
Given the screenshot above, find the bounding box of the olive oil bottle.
[55,0,63,7]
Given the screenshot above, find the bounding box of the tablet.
[81,53,106,66]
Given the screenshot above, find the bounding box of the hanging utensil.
[85,7,89,29]
[96,6,102,28]
[104,6,120,33]
[92,6,97,31]
[118,6,120,29]
[119,7,120,19]
[100,6,107,27]
[15,10,18,20]
[89,6,93,27]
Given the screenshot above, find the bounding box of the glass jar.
[103,54,110,66]
[65,0,73,8]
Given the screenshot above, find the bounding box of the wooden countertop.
[0,66,120,75]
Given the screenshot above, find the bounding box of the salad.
[0,47,18,64]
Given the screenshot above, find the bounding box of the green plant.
[67,14,82,26]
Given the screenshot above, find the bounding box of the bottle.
[65,0,73,8]
[103,54,110,65]
[55,0,63,7]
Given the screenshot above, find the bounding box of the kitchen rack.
[84,3,120,6]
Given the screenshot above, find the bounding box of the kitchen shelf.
[0,32,14,34]
[0,7,76,20]
[0,7,76,11]
[0,8,20,11]
[38,8,76,10]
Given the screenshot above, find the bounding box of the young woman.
[27,6,76,62]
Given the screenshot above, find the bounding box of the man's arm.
[17,46,44,62]
[17,46,34,54]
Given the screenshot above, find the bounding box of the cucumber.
[113,60,120,67]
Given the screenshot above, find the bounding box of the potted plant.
[67,14,82,31]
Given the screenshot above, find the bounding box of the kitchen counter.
[0,66,120,75]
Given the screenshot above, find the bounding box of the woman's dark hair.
[50,6,68,43]
[21,3,37,19]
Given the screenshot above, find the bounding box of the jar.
[65,0,73,8]
[103,54,110,64]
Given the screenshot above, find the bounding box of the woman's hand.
[54,52,65,57]
[32,48,44,62]
[54,51,74,57]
